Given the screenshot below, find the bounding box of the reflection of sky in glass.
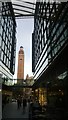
[58,71,68,80]
[34,58,48,79]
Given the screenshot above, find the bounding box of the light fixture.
[0,89,2,92]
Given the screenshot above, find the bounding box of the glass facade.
[0,2,16,78]
[32,2,68,119]
[32,2,68,80]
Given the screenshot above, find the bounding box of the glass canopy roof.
[11,0,36,18]
[0,0,36,18]
[0,0,67,19]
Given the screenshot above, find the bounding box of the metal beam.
[19,0,36,5]
[13,8,33,13]
[13,3,35,10]
[15,13,34,17]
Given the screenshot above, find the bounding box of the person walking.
[17,97,21,109]
[22,98,27,113]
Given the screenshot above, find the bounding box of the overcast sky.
[13,18,34,79]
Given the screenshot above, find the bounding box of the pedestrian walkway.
[2,102,30,119]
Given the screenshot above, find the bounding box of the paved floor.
[2,102,30,119]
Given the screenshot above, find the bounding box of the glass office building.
[32,2,68,80]
[32,2,68,119]
[0,2,16,79]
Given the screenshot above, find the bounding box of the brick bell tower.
[17,46,24,83]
